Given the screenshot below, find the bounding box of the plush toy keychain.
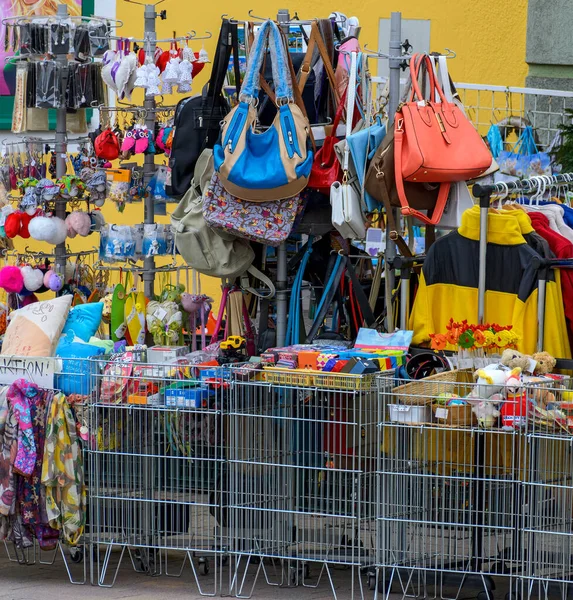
[43,268,64,292]
[65,211,92,238]
[35,178,59,205]
[58,175,85,199]
[20,265,44,293]
[29,215,68,245]
[19,188,38,215]
[85,171,108,206]
[101,42,119,92]
[134,126,150,154]
[0,265,24,293]
[179,270,212,351]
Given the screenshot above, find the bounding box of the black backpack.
[166,19,241,198]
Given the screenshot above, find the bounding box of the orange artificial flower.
[430,333,448,351]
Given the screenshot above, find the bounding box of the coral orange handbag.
[394,53,492,225]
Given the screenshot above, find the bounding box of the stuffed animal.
[500,349,532,373]
[505,367,523,392]
[0,265,24,293]
[473,364,510,398]
[20,265,44,292]
[65,211,92,237]
[530,387,556,409]
[472,401,501,428]
[532,351,556,375]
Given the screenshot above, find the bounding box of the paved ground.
[0,548,521,600]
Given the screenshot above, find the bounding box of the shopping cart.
[375,368,571,600]
[227,367,393,599]
[87,357,230,595]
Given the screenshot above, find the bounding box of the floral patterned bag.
[202,172,303,247]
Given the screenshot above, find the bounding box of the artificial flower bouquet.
[429,319,520,369]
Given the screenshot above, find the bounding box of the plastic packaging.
[35,60,62,109]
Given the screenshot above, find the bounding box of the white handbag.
[330,51,366,240]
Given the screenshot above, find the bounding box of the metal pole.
[142,3,157,300]
[400,267,410,331]
[54,3,69,280]
[141,4,160,576]
[477,194,490,324]
[537,274,546,352]
[275,9,290,347]
[384,12,402,331]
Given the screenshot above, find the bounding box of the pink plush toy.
[65,211,92,237]
[0,266,24,293]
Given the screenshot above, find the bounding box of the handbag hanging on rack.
[393,53,492,225]
[331,50,366,240]
[308,89,347,194]
[166,18,242,198]
[214,19,313,202]
[258,20,339,129]
[202,172,303,247]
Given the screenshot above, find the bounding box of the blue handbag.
[214,20,313,202]
[346,117,386,212]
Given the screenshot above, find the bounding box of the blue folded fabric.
[347,119,386,212]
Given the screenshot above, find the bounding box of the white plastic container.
[388,404,431,424]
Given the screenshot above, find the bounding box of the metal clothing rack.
[473,173,573,324]
[101,32,211,43]
[3,247,97,262]
[1,14,122,26]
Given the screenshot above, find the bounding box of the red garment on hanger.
[529,211,573,337]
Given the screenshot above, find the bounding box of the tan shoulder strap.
[299,22,340,106]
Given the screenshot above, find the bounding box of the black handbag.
[166,19,241,198]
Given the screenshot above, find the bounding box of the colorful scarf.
[7,380,38,477]
[41,393,85,546]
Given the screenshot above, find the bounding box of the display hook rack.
[269,10,403,345]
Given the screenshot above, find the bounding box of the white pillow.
[2,295,73,357]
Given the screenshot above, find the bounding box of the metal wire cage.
[0,357,93,585]
[227,368,394,598]
[86,358,230,593]
[375,369,572,600]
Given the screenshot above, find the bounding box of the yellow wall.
[118,0,529,86]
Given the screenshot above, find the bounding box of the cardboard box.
[128,394,149,405]
[147,346,188,364]
[298,351,320,370]
[164,386,211,408]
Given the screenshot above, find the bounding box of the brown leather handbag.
[365,128,440,215]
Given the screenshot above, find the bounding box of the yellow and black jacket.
[409,206,571,359]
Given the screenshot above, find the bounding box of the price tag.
[153,307,167,321]
[435,407,448,420]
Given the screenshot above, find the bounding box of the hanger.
[491,181,509,211]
